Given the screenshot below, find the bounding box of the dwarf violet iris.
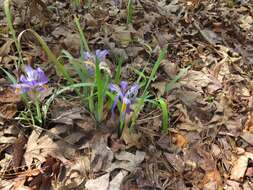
[109,81,139,121]
[83,49,109,75]
[12,65,48,95]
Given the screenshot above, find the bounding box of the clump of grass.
[3,0,173,137]
[129,50,168,133]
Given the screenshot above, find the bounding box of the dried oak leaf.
[0,88,21,103]
[85,170,128,190]
[24,125,84,166]
[230,152,253,181]
[106,151,145,173]
[0,88,20,120]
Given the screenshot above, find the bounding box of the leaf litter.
[0,0,253,189]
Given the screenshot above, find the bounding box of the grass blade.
[165,66,190,92]
[158,98,169,134]
[4,0,23,67]
[114,56,123,84]
[95,58,103,122]
[42,83,94,119]
[0,66,17,84]
[127,0,133,25]
[74,15,90,52]
[143,50,166,94]
[17,29,71,81]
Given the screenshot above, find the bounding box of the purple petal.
[126,104,131,114]
[11,83,31,94]
[24,65,37,81]
[87,66,94,76]
[126,83,139,100]
[109,83,123,98]
[36,67,48,85]
[120,81,128,94]
[95,49,108,61]
[83,52,92,60]
[19,75,28,83]
[111,95,119,118]
[13,65,49,94]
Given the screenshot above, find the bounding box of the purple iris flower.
[109,81,139,120]
[12,65,48,94]
[83,49,109,75]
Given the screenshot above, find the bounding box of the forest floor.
[0,0,253,189]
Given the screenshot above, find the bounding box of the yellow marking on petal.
[43,84,48,89]
[84,60,96,68]
[15,88,20,94]
[121,102,127,113]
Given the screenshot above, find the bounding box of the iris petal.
[109,83,123,98]
[12,65,48,95]
[111,95,119,118]
[83,52,92,60]
[126,83,139,99]
[36,68,48,85]
[95,49,108,61]
[120,81,128,94]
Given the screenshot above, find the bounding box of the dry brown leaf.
[224,180,242,190]
[91,135,114,172]
[106,151,145,173]
[164,153,185,172]
[111,25,132,47]
[24,127,79,166]
[230,155,248,181]
[246,113,253,133]
[151,81,166,97]
[172,133,188,148]
[202,169,222,189]
[121,126,141,149]
[0,39,14,57]
[0,88,21,103]
[0,103,17,119]
[85,173,110,190]
[240,131,253,146]
[109,170,128,190]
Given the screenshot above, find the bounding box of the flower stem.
[35,97,42,124]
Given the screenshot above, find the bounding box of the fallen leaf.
[224,180,242,190]
[111,25,132,47]
[91,135,114,172]
[108,170,128,190]
[121,126,142,149]
[240,131,253,146]
[202,169,222,189]
[0,88,21,103]
[230,155,248,181]
[0,39,14,57]
[24,126,82,165]
[164,153,185,172]
[106,151,145,172]
[85,173,110,190]
[151,81,166,96]
[172,133,188,148]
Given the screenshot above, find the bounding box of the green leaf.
[158,98,169,134]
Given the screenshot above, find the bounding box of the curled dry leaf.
[85,170,128,190]
[121,126,142,149]
[106,151,145,173]
[85,173,110,190]
[230,152,253,181]
[24,125,86,166]
[91,135,114,172]
[0,88,21,121]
